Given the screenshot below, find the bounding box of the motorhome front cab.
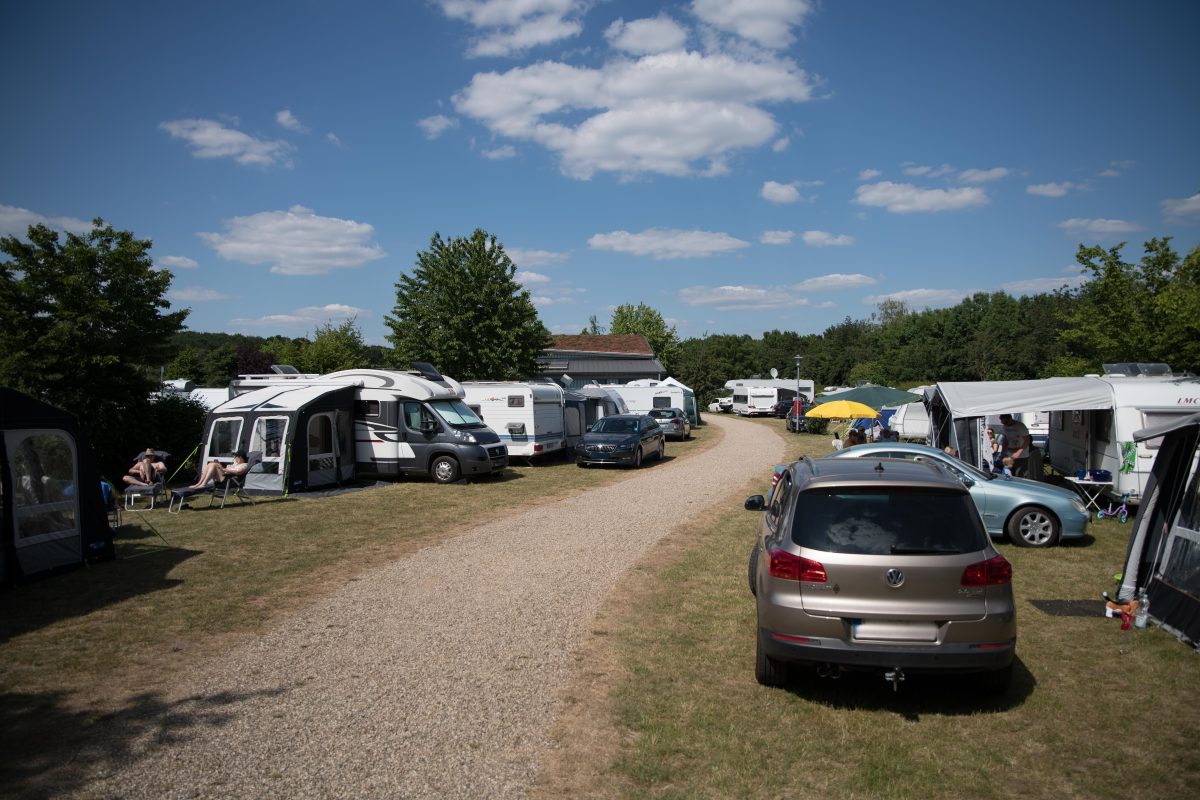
[1048,376,1200,502]
[461,382,567,458]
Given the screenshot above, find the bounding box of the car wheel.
[754,628,788,687]
[748,543,760,595]
[1007,506,1060,548]
[430,455,460,484]
[632,447,642,468]
[980,663,1013,695]
[656,439,665,460]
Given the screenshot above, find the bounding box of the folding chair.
[168,451,261,512]
[124,450,170,510]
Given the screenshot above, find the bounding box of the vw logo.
[885,569,905,588]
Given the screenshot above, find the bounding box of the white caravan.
[608,383,688,417]
[462,382,570,458]
[725,378,816,416]
[888,401,931,442]
[230,363,509,483]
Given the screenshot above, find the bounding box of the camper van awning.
[935,378,1113,417]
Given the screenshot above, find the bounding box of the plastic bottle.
[1134,591,1149,629]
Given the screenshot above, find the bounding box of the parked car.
[746,456,1016,693]
[575,414,665,468]
[716,396,733,413]
[769,400,791,418]
[826,442,1090,548]
[649,407,691,440]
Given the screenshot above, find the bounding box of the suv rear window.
[791,488,987,556]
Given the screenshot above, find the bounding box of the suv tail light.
[769,547,827,582]
[961,554,1012,587]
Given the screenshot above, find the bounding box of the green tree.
[0,220,188,471]
[386,230,549,380]
[302,318,367,373]
[609,302,681,374]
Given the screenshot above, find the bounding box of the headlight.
[615,440,635,451]
[1071,498,1088,516]
[451,428,477,443]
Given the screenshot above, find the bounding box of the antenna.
[770,367,779,379]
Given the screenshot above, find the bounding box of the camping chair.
[123,450,170,510]
[168,451,262,512]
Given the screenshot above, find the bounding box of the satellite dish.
[770,367,779,379]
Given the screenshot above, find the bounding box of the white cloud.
[516,270,551,284]
[169,287,229,302]
[958,167,1009,184]
[588,228,750,259]
[199,205,387,276]
[1027,181,1074,197]
[482,144,516,159]
[1162,192,1200,221]
[436,0,585,58]
[418,114,459,139]
[902,163,954,178]
[0,204,92,237]
[326,132,344,148]
[158,255,198,270]
[276,109,307,132]
[801,230,855,247]
[679,284,809,310]
[854,181,988,213]
[531,293,579,307]
[230,303,368,328]
[762,180,801,203]
[1099,159,1136,177]
[858,168,881,181]
[760,230,795,245]
[863,288,969,307]
[1001,276,1085,294]
[1057,218,1143,236]
[772,137,789,152]
[691,0,814,49]
[508,247,568,267]
[605,15,688,55]
[159,118,292,167]
[452,49,816,179]
[793,273,876,292]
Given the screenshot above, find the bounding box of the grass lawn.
[539,421,1200,800]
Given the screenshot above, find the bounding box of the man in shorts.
[998,414,1031,478]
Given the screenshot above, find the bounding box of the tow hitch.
[884,667,906,692]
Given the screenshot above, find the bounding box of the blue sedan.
[826,442,1090,547]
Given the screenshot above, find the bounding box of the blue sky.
[3,0,1198,346]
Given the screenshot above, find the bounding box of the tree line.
[4,219,1197,478]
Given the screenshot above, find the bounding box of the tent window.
[251,416,288,475]
[308,414,335,472]
[1177,457,1200,532]
[8,430,77,544]
[207,418,243,460]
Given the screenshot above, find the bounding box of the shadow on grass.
[0,544,199,644]
[0,684,289,799]
[779,656,1036,719]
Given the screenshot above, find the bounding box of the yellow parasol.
[805,399,881,419]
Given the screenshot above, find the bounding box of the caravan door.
[5,429,81,575]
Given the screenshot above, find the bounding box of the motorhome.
[622,378,700,425]
[725,378,815,417]
[230,363,509,484]
[461,381,569,458]
[608,382,688,419]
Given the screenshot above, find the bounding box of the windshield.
[592,417,638,434]
[935,452,995,482]
[649,410,675,419]
[791,488,988,555]
[429,399,485,428]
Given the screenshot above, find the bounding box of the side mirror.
[960,476,975,488]
[744,494,765,511]
[420,418,438,434]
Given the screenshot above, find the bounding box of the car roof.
[793,455,966,493]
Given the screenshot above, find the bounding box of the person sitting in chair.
[187,450,250,489]
[124,448,167,487]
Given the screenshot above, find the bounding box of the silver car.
[826,442,1090,548]
[746,456,1016,693]
[649,407,691,440]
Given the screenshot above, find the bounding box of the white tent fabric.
[935,378,1113,417]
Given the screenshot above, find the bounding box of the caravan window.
[1141,412,1193,451]
[250,416,288,474]
[507,395,525,408]
[355,400,380,418]
[652,397,671,409]
[6,430,77,543]
[207,417,243,460]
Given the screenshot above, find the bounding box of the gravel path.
[67,415,782,799]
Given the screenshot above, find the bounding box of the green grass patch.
[603,431,1200,799]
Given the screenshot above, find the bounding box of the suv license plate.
[852,620,938,642]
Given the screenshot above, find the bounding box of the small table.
[1065,477,1111,513]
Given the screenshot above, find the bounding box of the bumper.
[462,445,508,476]
[760,627,1015,673]
[575,448,638,465]
[1061,509,1091,539]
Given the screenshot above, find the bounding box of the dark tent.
[816,385,923,411]
[1119,412,1200,647]
[1,387,114,583]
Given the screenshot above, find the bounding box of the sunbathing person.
[187,450,250,489]
[124,449,167,487]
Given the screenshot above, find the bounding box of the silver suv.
[746,456,1015,693]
